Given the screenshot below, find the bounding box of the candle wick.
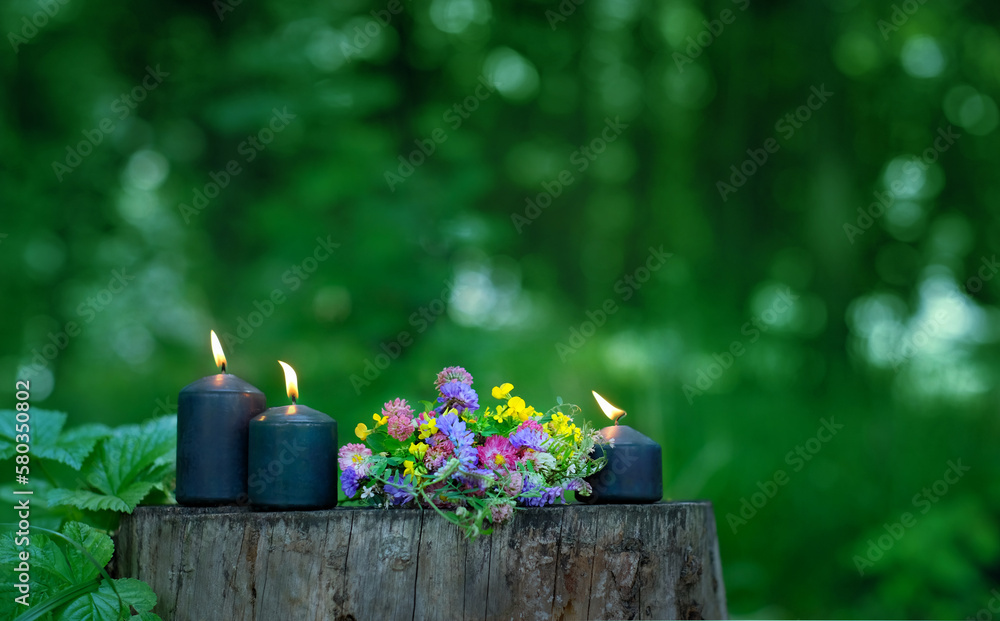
[220,363,227,374]
[291,396,297,404]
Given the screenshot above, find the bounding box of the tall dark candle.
[582,391,662,504]
[176,331,266,505]
[248,361,337,510]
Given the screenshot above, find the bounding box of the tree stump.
[113,502,727,620]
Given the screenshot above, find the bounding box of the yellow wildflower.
[492,404,508,423]
[355,423,372,440]
[545,412,580,440]
[418,417,438,439]
[372,413,389,426]
[516,405,537,423]
[409,442,429,459]
[492,383,514,399]
[403,460,416,476]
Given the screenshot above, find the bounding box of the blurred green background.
[2,0,999,617]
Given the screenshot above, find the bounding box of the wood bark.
[113,502,727,620]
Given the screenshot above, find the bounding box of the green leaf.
[27,533,77,588]
[41,424,114,470]
[14,580,100,621]
[0,409,110,469]
[49,416,175,515]
[61,523,114,584]
[48,484,156,514]
[366,432,388,454]
[0,410,63,461]
[0,531,58,619]
[55,578,157,621]
[0,408,111,470]
[54,584,123,621]
[0,522,118,621]
[104,578,157,613]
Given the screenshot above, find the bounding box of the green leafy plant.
[0,411,176,620]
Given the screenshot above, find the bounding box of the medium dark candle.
[248,361,337,510]
[582,391,662,504]
[176,331,266,506]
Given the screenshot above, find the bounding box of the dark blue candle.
[248,361,337,510]
[582,391,662,504]
[176,331,266,506]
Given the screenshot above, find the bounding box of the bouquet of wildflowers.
[339,366,607,538]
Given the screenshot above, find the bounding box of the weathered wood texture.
[113,502,727,620]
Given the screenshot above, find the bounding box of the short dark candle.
[583,424,662,504]
[249,403,338,510]
[176,373,266,506]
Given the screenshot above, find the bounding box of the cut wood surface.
[113,502,727,620]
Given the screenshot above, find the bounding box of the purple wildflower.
[455,468,496,491]
[565,478,592,496]
[518,479,567,507]
[436,412,477,471]
[384,473,416,506]
[509,427,550,452]
[436,381,479,414]
[340,466,362,498]
[434,366,474,389]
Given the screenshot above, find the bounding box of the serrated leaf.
[61,523,114,584]
[54,588,122,621]
[47,483,154,514]
[0,532,60,618]
[53,416,175,514]
[56,578,157,621]
[38,424,113,470]
[0,409,68,461]
[108,579,157,613]
[0,410,111,469]
[28,533,77,588]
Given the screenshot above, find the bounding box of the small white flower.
[608,438,616,448]
[533,452,557,472]
[361,485,375,499]
[567,464,577,475]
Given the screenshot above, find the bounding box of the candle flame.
[278,360,298,403]
[592,391,626,424]
[210,330,226,372]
